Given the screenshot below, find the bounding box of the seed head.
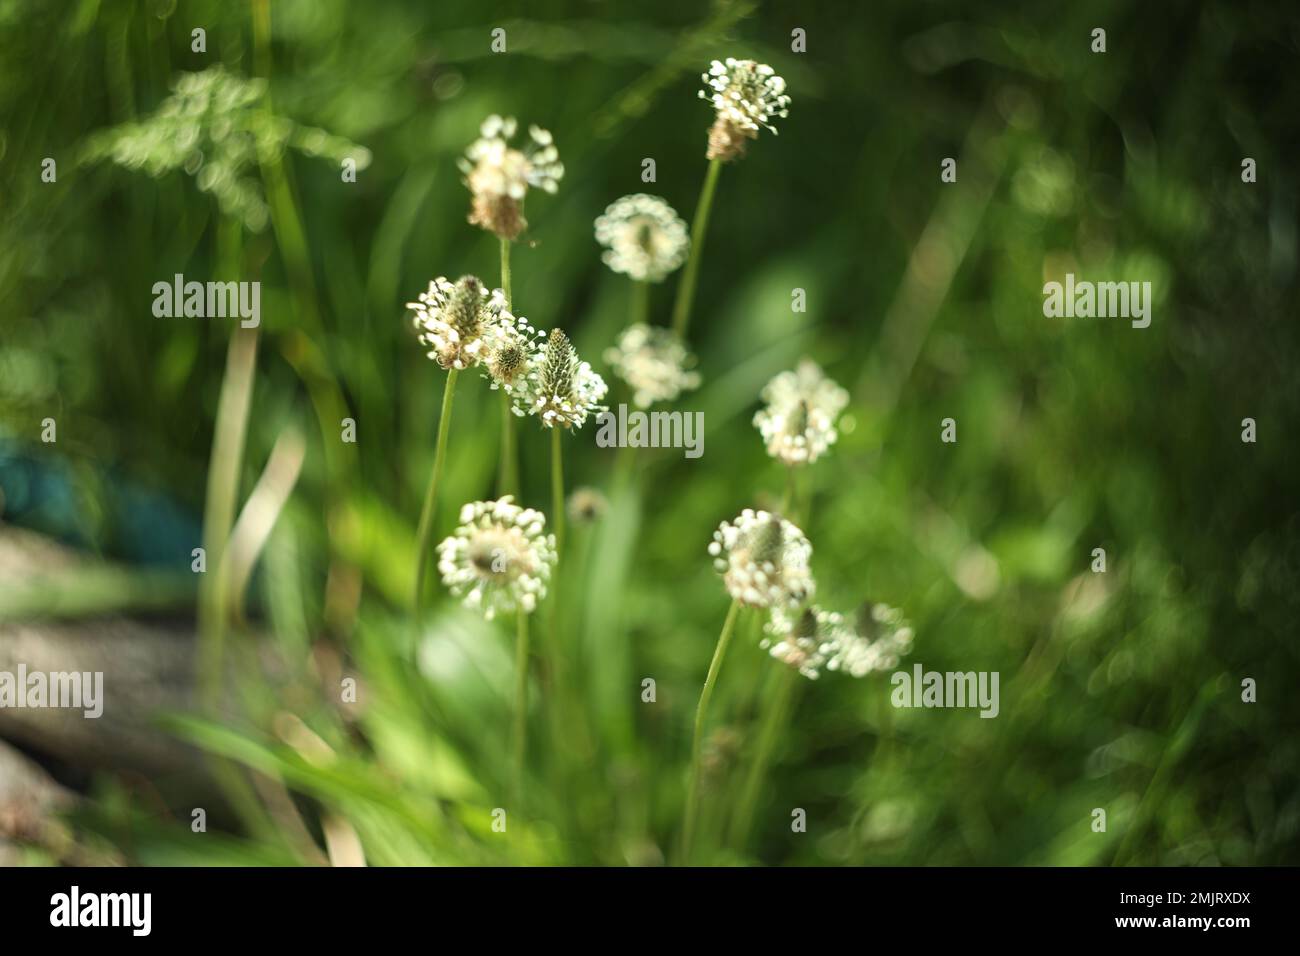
[567,486,609,525]
[826,601,915,677]
[481,310,545,394]
[436,496,557,620]
[541,328,575,398]
[708,509,814,608]
[460,115,563,240]
[753,359,850,465]
[761,605,849,680]
[406,275,506,370]
[762,601,914,680]
[699,58,790,162]
[512,327,609,429]
[594,194,690,282]
[603,324,702,408]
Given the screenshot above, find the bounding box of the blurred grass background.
[1,0,1298,865]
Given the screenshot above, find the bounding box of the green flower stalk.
[671,59,791,339]
[412,368,458,621]
[631,279,649,328]
[669,159,721,339]
[683,510,815,860]
[552,427,566,558]
[682,597,741,861]
[506,326,607,791]
[512,609,531,799]
[498,237,518,496]
[407,275,509,618]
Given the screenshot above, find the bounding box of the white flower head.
[513,328,609,429]
[594,194,690,282]
[753,359,850,466]
[407,275,506,370]
[762,606,849,680]
[480,309,546,395]
[708,509,814,608]
[603,324,701,408]
[436,496,557,620]
[699,58,790,161]
[459,115,564,240]
[825,602,916,677]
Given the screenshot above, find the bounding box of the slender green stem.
[499,236,513,303]
[732,663,799,849]
[630,278,649,328]
[780,465,796,517]
[551,427,566,557]
[413,368,459,621]
[498,237,518,497]
[499,395,518,497]
[682,598,741,862]
[543,426,583,821]
[670,158,723,339]
[545,427,571,771]
[512,610,531,802]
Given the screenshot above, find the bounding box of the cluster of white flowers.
[762,602,914,680]
[709,509,814,608]
[699,58,791,161]
[701,58,791,135]
[460,115,563,240]
[603,324,701,408]
[753,359,850,466]
[480,309,546,395]
[594,194,690,283]
[407,275,509,371]
[826,603,915,677]
[761,606,842,679]
[511,328,609,429]
[436,496,557,620]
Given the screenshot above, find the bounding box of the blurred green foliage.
[1,0,1298,865]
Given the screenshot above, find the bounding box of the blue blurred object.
[0,436,202,568]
